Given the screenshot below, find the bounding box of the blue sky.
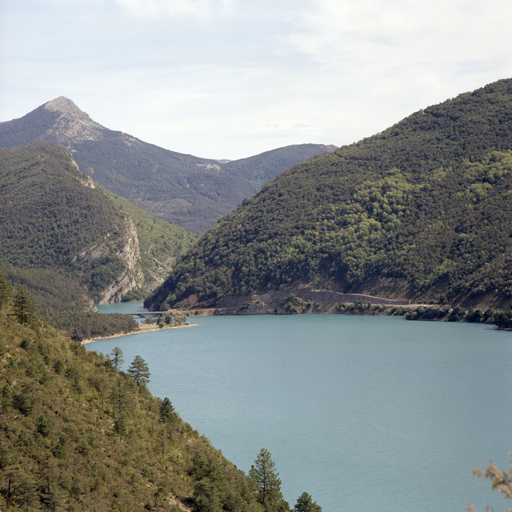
[2,0,512,160]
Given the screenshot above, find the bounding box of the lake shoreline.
[180,303,505,329]
[81,322,198,345]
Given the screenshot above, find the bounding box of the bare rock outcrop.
[72,216,145,304]
[99,216,144,304]
[43,97,105,146]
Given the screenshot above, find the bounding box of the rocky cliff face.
[99,216,145,304]
[72,215,145,304]
[64,154,145,303]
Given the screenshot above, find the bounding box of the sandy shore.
[82,322,198,345]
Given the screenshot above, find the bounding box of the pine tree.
[12,285,36,325]
[127,355,151,387]
[294,492,322,512]
[159,397,176,424]
[249,448,285,511]
[111,346,124,371]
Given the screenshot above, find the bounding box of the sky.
[1,0,512,160]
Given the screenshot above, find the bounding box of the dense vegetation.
[0,142,131,303]
[0,313,256,510]
[72,136,253,234]
[0,142,120,270]
[2,266,139,340]
[146,79,512,311]
[0,275,320,511]
[0,98,332,233]
[42,310,138,341]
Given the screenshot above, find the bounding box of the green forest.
[0,142,133,309]
[146,79,512,312]
[219,144,336,190]
[96,185,198,287]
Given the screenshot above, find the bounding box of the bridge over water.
[120,311,168,317]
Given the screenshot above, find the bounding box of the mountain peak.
[38,97,104,144]
[44,96,84,116]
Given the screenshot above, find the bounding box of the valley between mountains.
[3,79,512,335]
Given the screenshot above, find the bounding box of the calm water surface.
[88,307,512,512]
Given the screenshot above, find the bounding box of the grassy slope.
[146,79,512,311]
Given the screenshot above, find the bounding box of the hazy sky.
[2,0,512,160]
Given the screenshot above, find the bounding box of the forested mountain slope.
[0,141,194,311]
[146,79,512,311]
[0,98,333,233]
[96,185,198,292]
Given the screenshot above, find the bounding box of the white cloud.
[281,0,512,100]
[284,0,512,68]
[3,0,512,160]
[275,0,512,147]
[112,0,237,21]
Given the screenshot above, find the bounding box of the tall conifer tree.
[111,346,124,371]
[12,285,36,325]
[249,448,285,511]
[127,355,151,387]
[294,492,322,512]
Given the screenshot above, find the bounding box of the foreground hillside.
[146,79,512,312]
[0,97,333,233]
[0,309,264,511]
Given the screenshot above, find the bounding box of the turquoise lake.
[91,304,512,511]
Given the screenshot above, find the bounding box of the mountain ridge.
[0,98,335,233]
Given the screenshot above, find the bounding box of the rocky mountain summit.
[42,96,105,144]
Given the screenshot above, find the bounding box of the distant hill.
[219,143,336,189]
[0,141,195,312]
[0,97,334,233]
[145,78,512,312]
